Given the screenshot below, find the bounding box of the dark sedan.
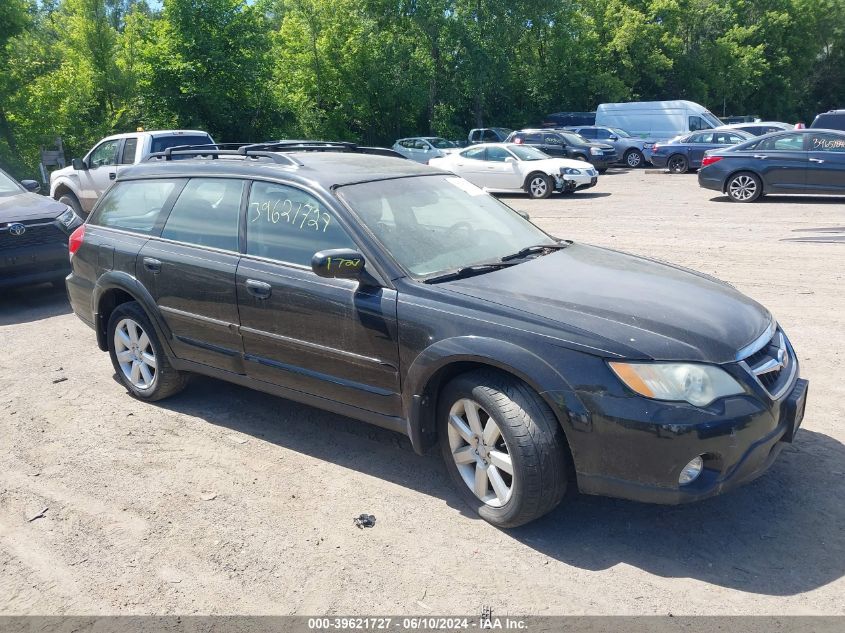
[698,129,845,202]
[651,129,753,173]
[506,129,618,172]
[1,168,83,289]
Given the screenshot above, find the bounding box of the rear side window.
[120,138,138,164]
[461,147,486,160]
[92,179,183,234]
[486,147,511,162]
[246,182,355,267]
[161,178,244,251]
[809,132,845,153]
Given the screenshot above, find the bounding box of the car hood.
[0,191,67,222]
[441,243,771,363]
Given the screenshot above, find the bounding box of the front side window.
[481,130,499,142]
[757,134,806,151]
[809,132,845,153]
[246,181,355,266]
[429,138,455,149]
[485,146,512,162]
[89,140,120,168]
[161,178,244,251]
[337,175,556,279]
[92,179,184,234]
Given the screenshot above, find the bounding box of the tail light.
[651,144,660,153]
[68,224,85,258]
[701,156,723,167]
[514,137,524,144]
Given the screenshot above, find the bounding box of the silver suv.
[566,126,657,168]
[50,129,214,217]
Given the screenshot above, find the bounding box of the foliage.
[0,0,843,179]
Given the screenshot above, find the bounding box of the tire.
[438,370,569,528]
[58,193,84,218]
[726,172,763,203]
[667,154,689,174]
[107,301,187,401]
[597,168,608,174]
[574,154,589,162]
[526,173,553,199]
[624,149,644,168]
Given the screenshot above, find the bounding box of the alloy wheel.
[668,156,687,173]
[447,398,514,507]
[626,151,642,167]
[529,177,548,198]
[113,318,157,390]
[729,175,758,201]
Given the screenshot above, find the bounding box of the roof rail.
[143,140,406,164]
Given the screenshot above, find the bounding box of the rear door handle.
[109,172,117,180]
[142,257,161,273]
[245,279,272,299]
[809,158,825,163]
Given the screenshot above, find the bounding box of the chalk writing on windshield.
[249,198,331,232]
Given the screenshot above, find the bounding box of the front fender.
[50,173,78,199]
[92,271,174,357]
[403,336,592,454]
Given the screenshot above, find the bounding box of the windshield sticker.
[445,177,486,196]
[249,198,331,232]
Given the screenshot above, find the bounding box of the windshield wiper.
[423,261,519,284]
[500,242,569,262]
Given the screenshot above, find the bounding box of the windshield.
[0,170,22,196]
[509,145,549,161]
[560,132,587,145]
[337,175,556,279]
[701,110,723,129]
[427,137,456,149]
[610,128,631,138]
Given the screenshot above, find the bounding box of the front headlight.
[561,168,583,175]
[590,147,601,155]
[57,207,78,228]
[608,362,744,407]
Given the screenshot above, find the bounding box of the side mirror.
[20,179,41,193]
[516,210,530,220]
[504,157,516,164]
[609,135,619,141]
[312,248,366,280]
[72,158,87,171]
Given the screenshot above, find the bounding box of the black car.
[698,129,845,202]
[506,129,618,171]
[650,129,753,173]
[1,167,83,289]
[66,141,808,528]
[810,109,845,131]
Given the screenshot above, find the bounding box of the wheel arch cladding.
[94,272,173,355]
[404,337,589,462]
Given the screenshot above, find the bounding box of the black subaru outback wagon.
[66,142,808,527]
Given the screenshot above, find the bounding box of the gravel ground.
[1,168,843,615]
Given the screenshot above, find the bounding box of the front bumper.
[555,170,598,192]
[562,356,807,505]
[0,241,70,289]
[589,154,617,169]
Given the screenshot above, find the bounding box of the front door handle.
[109,172,117,180]
[809,157,825,163]
[245,279,272,299]
[752,154,768,160]
[142,257,161,273]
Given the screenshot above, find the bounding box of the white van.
[595,100,723,140]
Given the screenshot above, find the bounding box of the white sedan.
[428,143,598,199]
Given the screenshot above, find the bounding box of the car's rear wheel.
[58,193,84,218]
[667,154,689,174]
[726,172,762,203]
[526,173,552,199]
[624,149,644,168]
[107,301,187,401]
[438,370,569,528]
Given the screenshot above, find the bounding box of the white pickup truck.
[50,129,214,216]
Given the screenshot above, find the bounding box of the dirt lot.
[1,168,844,615]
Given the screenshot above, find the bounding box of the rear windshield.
[150,135,214,154]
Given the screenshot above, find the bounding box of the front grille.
[739,328,795,399]
[0,220,65,250]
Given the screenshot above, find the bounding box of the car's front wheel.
[107,301,187,401]
[624,149,644,168]
[439,371,569,528]
[526,173,553,199]
[726,172,763,202]
[58,193,84,218]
